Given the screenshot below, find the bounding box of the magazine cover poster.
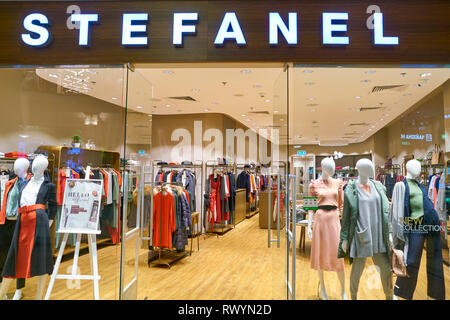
[58,179,103,234]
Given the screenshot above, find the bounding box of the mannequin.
[0,158,30,300]
[391,159,445,300]
[0,155,56,300]
[339,159,393,300]
[307,157,346,300]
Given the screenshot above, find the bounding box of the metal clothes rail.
[204,161,236,236]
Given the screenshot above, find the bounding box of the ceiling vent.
[319,140,349,146]
[359,106,384,112]
[168,96,197,102]
[349,122,369,127]
[249,111,270,115]
[371,84,408,93]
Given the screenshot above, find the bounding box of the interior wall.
[382,91,445,166]
[0,69,125,154]
[151,113,279,164]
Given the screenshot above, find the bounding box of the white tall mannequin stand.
[44,167,101,300]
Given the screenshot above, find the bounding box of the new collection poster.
[58,179,103,234]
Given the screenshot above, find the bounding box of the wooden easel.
[44,167,101,300]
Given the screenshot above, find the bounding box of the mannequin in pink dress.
[307,157,347,300]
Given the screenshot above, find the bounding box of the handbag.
[392,248,408,277]
[431,144,444,165]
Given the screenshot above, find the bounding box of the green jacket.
[338,179,392,263]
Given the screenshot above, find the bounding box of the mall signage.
[0,0,448,65]
[21,11,399,47]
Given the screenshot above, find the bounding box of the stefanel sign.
[0,0,449,65]
[22,11,398,47]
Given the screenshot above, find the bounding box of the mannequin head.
[356,158,374,185]
[321,157,335,180]
[406,159,421,179]
[31,155,48,178]
[13,158,29,179]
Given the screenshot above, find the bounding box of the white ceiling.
[36,65,450,146]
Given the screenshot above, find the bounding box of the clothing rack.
[152,160,203,240]
[149,182,190,268]
[421,163,445,188]
[34,145,121,257]
[204,161,236,236]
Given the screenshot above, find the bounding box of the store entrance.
[122,63,290,299]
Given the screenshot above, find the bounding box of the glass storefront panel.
[122,63,289,300]
[0,65,126,300]
[291,65,450,300]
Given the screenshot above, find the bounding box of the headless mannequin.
[341,158,395,300]
[308,157,347,300]
[0,156,53,300]
[0,158,29,300]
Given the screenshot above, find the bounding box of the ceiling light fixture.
[204,108,210,112]
[273,110,279,113]
[241,70,251,74]
[211,102,218,105]
[354,96,361,99]
[48,73,58,78]
[307,97,315,101]
[365,70,376,74]
[166,104,171,107]
[163,70,174,74]
[361,79,371,83]
[111,97,118,100]
[265,99,271,103]
[253,84,261,88]
[192,88,200,92]
[420,72,432,77]
[241,114,246,117]
[304,82,314,85]
[136,106,143,109]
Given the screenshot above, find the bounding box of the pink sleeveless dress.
[309,178,345,272]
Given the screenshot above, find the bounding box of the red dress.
[209,175,222,224]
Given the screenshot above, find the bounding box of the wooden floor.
[11,214,450,300]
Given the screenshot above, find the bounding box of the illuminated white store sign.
[400,133,433,142]
[20,11,399,47]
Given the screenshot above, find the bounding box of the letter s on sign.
[366,5,381,30]
[67,5,81,30]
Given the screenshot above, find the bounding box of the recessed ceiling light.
[241,70,251,74]
[241,114,246,117]
[307,97,315,101]
[265,99,271,103]
[294,145,302,148]
[365,70,376,74]
[273,110,279,113]
[304,82,314,85]
[420,72,432,77]
[253,84,261,89]
[211,102,218,105]
[192,88,200,92]
[19,134,28,138]
[354,96,361,99]
[303,70,313,73]
[166,104,171,107]
[204,108,210,112]
[361,79,371,83]
[48,73,58,78]
[163,70,174,74]
[111,97,119,100]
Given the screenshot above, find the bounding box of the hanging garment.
[152,191,176,249]
[57,168,80,205]
[209,175,222,224]
[237,171,251,202]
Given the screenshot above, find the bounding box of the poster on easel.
[58,179,103,234]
